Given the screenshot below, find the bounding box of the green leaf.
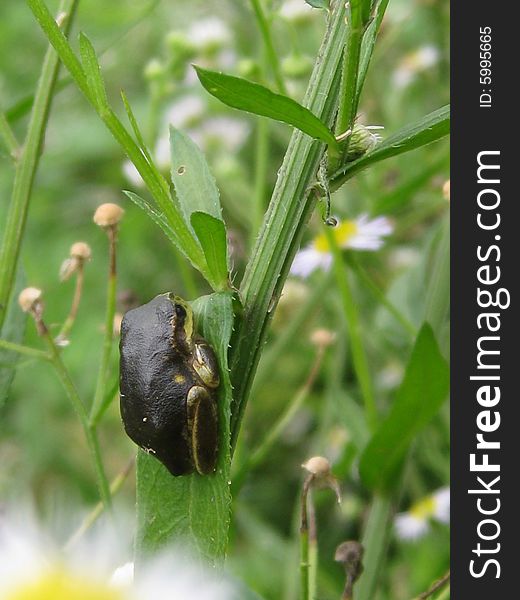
[330,105,450,191]
[359,324,449,491]
[136,292,234,564]
[195,66,340,152]
[169,126,223,222]
[191,212,229,291]
[120,90,154,164]
[305,0,330,8]
[79,33,109,110]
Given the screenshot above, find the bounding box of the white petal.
[290,247,331,278]
[432,487,450,524]
[395,513,430,541]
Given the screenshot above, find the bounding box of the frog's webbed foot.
[186,385,218,475]
[192,340,220,388]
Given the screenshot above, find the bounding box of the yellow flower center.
[409,496,436,520]
[313,221,358,253]
[7,570,124,600]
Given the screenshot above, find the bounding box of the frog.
[119,293,219,476]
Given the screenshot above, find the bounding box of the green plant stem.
[41,327,112,509]
[326,227,377,430]
[0,109,20,157]
[57,265,85,342]
[435,585,450,600]
[249,0,287,94]
[90,227,117,424]
[252,117,270,243]
[355,495,394,600]
[336,0,364,139]
[300,525,310,600]
[233,345,326,493]
[230,1,348,449]
[346,255,417,338]
[0,0,79,331]
[0,338,50,360]
[26,0,210,284]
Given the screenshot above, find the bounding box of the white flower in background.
[122,161,144,188]
[279,0,316,23]
[395,487,450,541]
[187,17,231,53]
[290,215,393,278]
[393,45,440,89]
[0,513,239,600]
[190,117,250,153]
[163,95,206,130]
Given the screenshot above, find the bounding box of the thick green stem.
[0,0,79,330]
[249,0,287,94]
[230,1,348,448]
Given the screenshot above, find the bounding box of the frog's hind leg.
[186,386,218,475]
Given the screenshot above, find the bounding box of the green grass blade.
[195,66,340,152]
[330,105,450,191]
[136,292,234,563]
[359,323,449,491]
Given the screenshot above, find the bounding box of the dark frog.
[119,293,219,476]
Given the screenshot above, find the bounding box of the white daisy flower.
[0,511,240,600]
[187,17,231,53]
[395,486,450,541]
[190,117,250,153]
[393,45,440,89]
[290,215,393,278]
[279,0,316,23]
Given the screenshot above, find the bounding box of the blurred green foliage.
[0,0,449,598]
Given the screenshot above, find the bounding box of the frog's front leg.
[192,340,220,388]
[186,385,218,474]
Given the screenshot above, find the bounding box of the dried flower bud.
[70,241,92,260]
[18,287,43,313]
[93,203,124,228]
[302,455,332,477]
[335,541,365,600]
[310,328,336,348]
[442,179,450,201]
[302,455,341,503]
[59,258,77,282]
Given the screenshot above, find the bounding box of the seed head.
[302,456,332,477]
[18,287,43,313]
[310,328,336,348]
[93,203,124,228]
[70,241,92,260]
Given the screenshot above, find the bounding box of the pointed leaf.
[359,324,449,491]
[170,126,223,222]
[79,33,109,110]
[136,292,234,564]
[191,212,229,290]
[305,0,330,8]
[195,66,340,151]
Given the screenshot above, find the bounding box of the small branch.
[0,109,20,158]
[56,263,85,343]
[413,571,450,600]
[0,338,50,361]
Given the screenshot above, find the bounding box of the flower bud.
[93,203,124,228]
[302,455,331,477]
[18,287,43,313]
[71,241,92,260]
[343,123,383,162]
[310,328,336,348]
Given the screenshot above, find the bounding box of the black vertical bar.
[451,1,519,596]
